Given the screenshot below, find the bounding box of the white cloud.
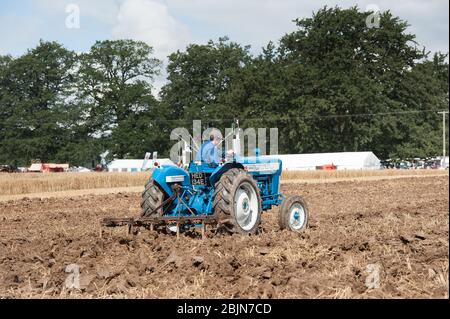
[3,0,447,58]
[111,0,191,95]
[165,0,449,54]
[34,0,191,59]
[112,0,190,61]
[1,0,447,91]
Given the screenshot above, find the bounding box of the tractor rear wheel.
[213,168,262,235]
[278,195,309,232]
[140,178,164,217]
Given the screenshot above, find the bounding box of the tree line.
[0,7,448,167]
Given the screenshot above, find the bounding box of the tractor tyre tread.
[213,168,262,234]
[278,195,309,232]
[140,179,164,217]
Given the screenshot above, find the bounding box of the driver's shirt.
[195,141,220,165]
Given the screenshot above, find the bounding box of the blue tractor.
[136,154,309,236]
[102,135,309,236]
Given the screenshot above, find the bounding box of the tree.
[226,6,445,158]
[161,37,252,126]
[0,55,13,163]
[275,6,427,157]
[1,8,448,166]
[0,41,76,166]
[77,40,164,159]
[385,53,449,158]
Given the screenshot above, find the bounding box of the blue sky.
[1,0,448,57]
[0,0,448,90]
[0,0,115,55]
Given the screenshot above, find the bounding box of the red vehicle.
[28,163,69,173]
[316,164,337,170]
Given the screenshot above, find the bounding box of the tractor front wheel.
[213,168,262,235]
[278,195,309,232]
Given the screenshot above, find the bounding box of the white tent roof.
[28,163,43,172]
[262,152,380,170]
[107,153,380,171]
[108,159,175,172]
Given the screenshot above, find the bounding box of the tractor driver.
[196,130,223,166]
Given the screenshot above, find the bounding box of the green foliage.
[261,6,435,157]
[0,41,76,166]
[160,37,252,124]
[225,6,447,158]
[77,40,162,160]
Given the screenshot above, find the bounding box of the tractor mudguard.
[209,162,245,186]
[152,165,190,196]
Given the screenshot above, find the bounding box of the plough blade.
[99,214,217,239]
[100,182,218,238]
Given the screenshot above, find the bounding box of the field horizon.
[0,169,447,198]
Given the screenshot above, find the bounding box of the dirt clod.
[399,235,414,244]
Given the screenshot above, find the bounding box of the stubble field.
[0,172,448,298]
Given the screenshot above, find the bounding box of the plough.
[100,184,217,239]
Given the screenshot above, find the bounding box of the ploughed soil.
[0,176,448,298]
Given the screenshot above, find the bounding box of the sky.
[0,0,448,91]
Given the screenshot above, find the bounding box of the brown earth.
[0,176,448,298]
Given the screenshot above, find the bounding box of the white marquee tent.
[263,152,381,171]
[108,159,175,172]
[108,152,380,172]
